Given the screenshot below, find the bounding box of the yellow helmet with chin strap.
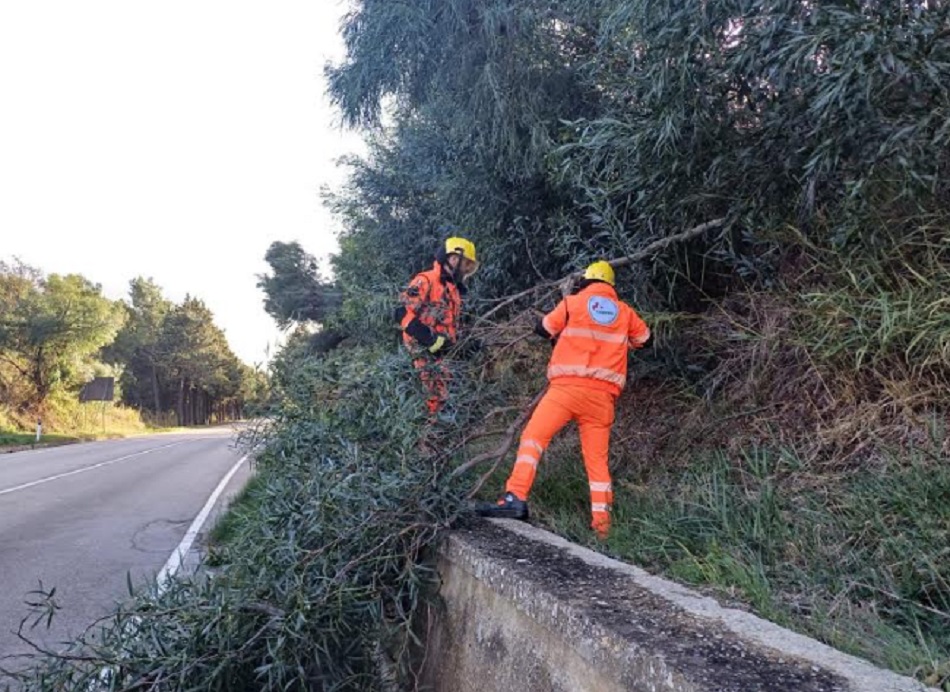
[443,236,479,279]
[584,260,615,286]
[445,237,477,263]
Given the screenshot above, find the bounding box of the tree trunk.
[32,346,49,405]
[151,364,161,414]
[177,378,185,427]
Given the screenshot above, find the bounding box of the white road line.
[0,441,187,497]
[0,437,170,462]
[156,454,248,593]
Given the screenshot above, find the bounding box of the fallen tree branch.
[475,217,726,325]
[451,389,546,486]
[606,217,726,270]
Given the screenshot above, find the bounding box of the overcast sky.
[0,1,362,366]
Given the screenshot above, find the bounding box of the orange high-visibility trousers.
[413,356,450,415]
[505,383,616,536]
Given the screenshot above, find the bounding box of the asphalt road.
[0,429,251,675]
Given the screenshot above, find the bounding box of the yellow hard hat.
[584,260,615,286]
[445,236,477,263]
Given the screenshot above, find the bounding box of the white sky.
[0,1,362,366]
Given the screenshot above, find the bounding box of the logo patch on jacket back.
[588,297,619,325]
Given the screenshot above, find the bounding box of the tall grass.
[491,223,950,690]
[799,224,950,378]
[527,443,950,688]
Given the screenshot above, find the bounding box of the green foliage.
[106,280,259,426]
[11,1,950,688]
[207,475,268,555]
[257,241,342,329]
[158,297,242,421]
[104,277,172,413]
[0,265,125,404]
[0,262,259,429]
[0,430,76,448]
[327,0,950,324]
[8,349,471,691]
[795,222,950,377]
[288,2,950,687]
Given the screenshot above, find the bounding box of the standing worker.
[478,261,650,539]
[396,237,479,416]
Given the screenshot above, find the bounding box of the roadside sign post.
[79,378,116,435]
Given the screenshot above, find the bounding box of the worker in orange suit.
[478,261,650,538]
[396,237,478,416]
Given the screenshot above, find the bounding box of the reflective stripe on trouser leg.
[505,389,574,501]
[577,389,616,535]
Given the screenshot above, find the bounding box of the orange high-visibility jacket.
[541,282,650,396]
[399,261,462,349]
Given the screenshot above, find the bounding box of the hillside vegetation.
[8,1,949,690]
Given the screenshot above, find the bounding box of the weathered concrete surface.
[422,519,936,692]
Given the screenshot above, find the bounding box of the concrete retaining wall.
[421,519,936,692]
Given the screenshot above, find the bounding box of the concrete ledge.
[424,519,935,692]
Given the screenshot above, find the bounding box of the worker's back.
[543,282,650,396]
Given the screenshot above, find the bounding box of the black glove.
[404,318,454,355]
[405,317,435,345]
[534,319,557,345]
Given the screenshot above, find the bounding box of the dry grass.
[1,397,155,441]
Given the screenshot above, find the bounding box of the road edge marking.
[156,454,248,594]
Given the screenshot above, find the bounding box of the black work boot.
[476,492,529,520]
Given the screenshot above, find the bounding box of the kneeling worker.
[478,261,650,539]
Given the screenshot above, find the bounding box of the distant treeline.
[0,261,266,427]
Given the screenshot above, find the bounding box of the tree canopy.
[325,0,950,315]
[257,241,342,329]
[0,267,125,404]
[0,263,260,427]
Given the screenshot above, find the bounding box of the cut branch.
[451,389,546,485]
[475,217,725,325]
